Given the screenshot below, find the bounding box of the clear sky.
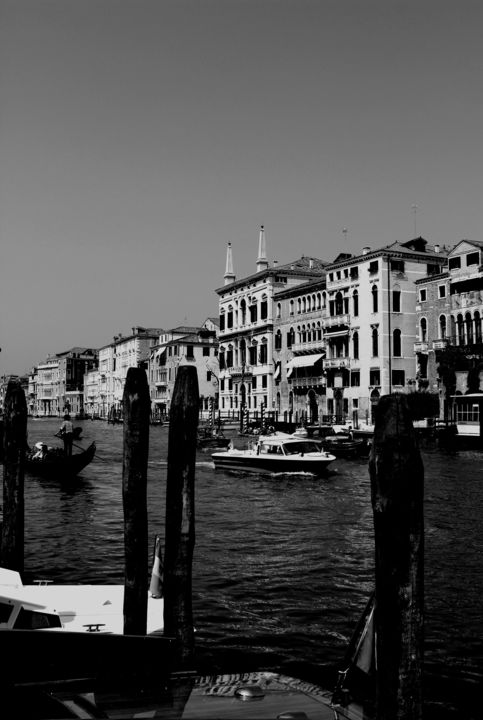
[1,0,482,375]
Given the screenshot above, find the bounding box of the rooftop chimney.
[362,246,370,255]
[224,242,236,285]
[434,244,440,253]
[256,225,269,272]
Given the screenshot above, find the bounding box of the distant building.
[91,327,163,419]
[415,239,483,419]
[31,347,98,417]
[148,320,219,419]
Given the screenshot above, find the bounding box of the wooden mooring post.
[163,365,199,668]
[122,367,150,635]
[1,380,27,573]
[369,394,424,720]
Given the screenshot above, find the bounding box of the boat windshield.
[283,441,321,455]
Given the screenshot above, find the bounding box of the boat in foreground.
[212,434,336,475]
[0,566,164,635]
[25,441,96,479]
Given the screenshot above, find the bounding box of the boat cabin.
[452,393,483,437]
[0,569,63,631]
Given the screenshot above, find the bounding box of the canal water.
[20,418,483,718]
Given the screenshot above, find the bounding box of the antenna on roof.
[411,204,418,237]
[342,228,348,243]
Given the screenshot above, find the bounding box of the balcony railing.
[324,357,351,369]
[325,314,350,329]
[291,339,324,354]
[289,375,326,388]
[228,364,254,377]
[450,290,483,310]
[432,339,450,350]
[414,341,429,353]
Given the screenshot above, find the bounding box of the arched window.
[352,331,359,360]
[372,286,378,313]
[316,293,322,310]
[289,299,294,315]
[466,312,473,344]
[276,302,281,319]
[227,305,234,329]
[439,315,447,340]
[420,318,427,342]
[297,298,302,314]
[219,309,225,332]
[372,327,379,357]
[322,292,327,309]
[302,297,307,313]
[475,312,482,343]
[335,292,344,316]
[260,294,268,320]
[240,299,247,325]
[457,314,464,345]
[393,328,402,357]
[353,289,359,317]
[274,330,282,350]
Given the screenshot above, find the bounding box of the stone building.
[415,239,483,419]
[216,226,327,420]
[148,321,219,419]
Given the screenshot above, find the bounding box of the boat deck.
[2,580,164,635]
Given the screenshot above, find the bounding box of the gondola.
[25,442,96,479]
[54,426,83,441]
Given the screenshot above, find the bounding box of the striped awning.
[286,354,324,377]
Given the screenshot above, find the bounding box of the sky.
[1,0,482,375]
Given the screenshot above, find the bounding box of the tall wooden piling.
[369,394,424,720]
[163,365,199,668]
[1,380,27,572]
[122,367,150,636]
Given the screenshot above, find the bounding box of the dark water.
[21,418,483,718]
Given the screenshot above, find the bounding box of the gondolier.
[59,414,74,456]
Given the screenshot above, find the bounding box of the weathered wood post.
[122,367,150,635]
[163,365,199,668]
[369,394,424,720]
[1,380,28,572]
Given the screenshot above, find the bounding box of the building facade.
[216,227,327,420]
[415,239,483,419]
[148,321,219,419]
[86,327,163,419]
[217,232,449,426]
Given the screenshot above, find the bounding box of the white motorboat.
[0,566,164,635]
[212,434,336,475]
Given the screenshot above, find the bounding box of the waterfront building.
[216,226,327,420]
[273,276,327,423]
[415,239,483,419]
[148,320,219,419]
[217,231,449,427]
[323,238,448,424]
[96,327,163,419]
[30,347,98,417]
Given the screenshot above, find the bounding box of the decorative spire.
[224,242,236,285]
[256,224,269,272]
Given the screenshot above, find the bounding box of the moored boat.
[25,441,96,479]
[197,425,231,451]
[0,565,164,635]
[212,435,336,475]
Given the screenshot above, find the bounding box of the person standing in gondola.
[59,413,74,456]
